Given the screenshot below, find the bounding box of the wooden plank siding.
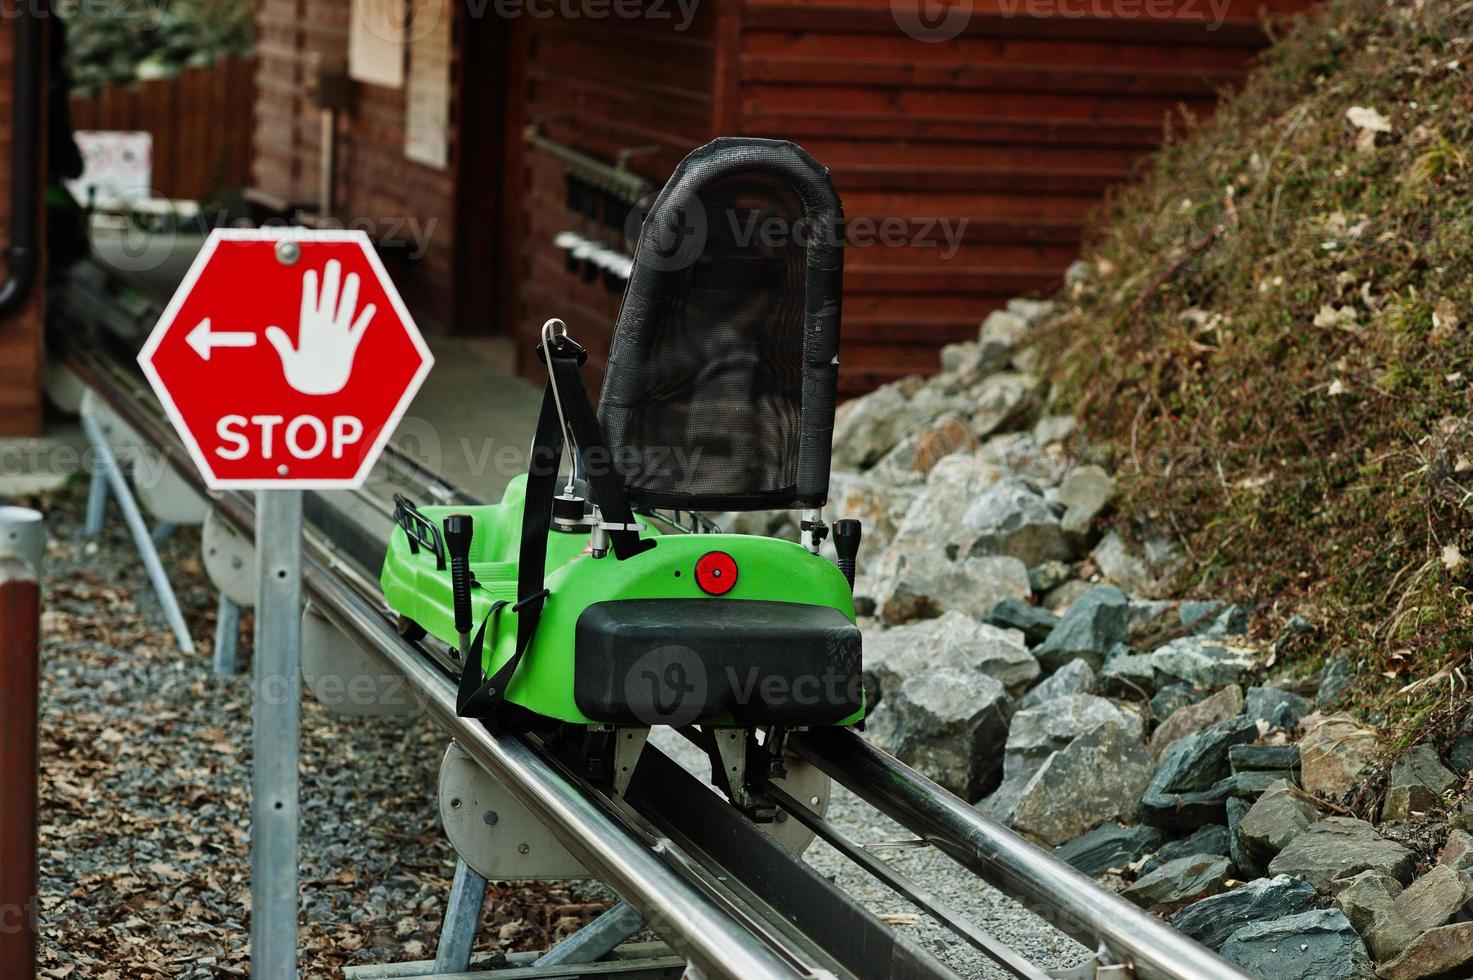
[241,0,1316,400]
[508,7,722,387]
[0,4,44,435]
[730,0,1316,391]
[249,0,461,323]
[68,57,255,202]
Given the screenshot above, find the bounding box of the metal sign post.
[135,228,432,979]
[251,490,304,977]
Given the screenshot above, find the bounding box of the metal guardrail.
[66,345,1254,980]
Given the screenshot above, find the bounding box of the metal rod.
[213,593,240,676]
[84,462,109,536]
[534,902,645,967]
[433,859,489,974]
[791,729,1253,980]
[525,129,654,198]
[80,411,196,654]
[763,781,1049,980]
[0,551,40,979]
[252,490,304,980]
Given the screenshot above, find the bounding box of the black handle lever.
[443,513,474,639]
[833,519,862,592]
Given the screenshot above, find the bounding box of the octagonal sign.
[138,229,433,489]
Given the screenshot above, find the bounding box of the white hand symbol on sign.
[265,259,376,396]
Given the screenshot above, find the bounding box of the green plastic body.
[380,475,864,726]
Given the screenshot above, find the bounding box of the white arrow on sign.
[187,318,258,361]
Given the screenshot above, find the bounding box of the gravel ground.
[31,482,606,979]
[649,730,1089,980]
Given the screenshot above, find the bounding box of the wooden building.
[0,1,1320,435]
[261,0,1321,396]
[0,5,46,436]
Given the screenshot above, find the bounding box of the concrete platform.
[0,423,89,496]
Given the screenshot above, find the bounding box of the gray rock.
[1334,869,1403,935]
[1149,635,1257,689]
[1172,875,1318,951]
[831,383,915,469]
[1091,530,1182,599]
[1005,694,1143,777]
[1267,816,1417,890]
[864,611,1039,700]
[1229,743,1301,774]
[1377,923,1473,980]
[1448,732,1473,776]
[1026,559,1072,593]
[977,309,1030,368]
[1052,465,1114,537]
[1031,415,1077,447]
[1299,716,1381,800]
[871,413,979,484]
[1035,585,1130,673]
[1142,824,1233,875]
[1219,908,1373,980]
[1009,722,1156,846]
[1199,603,1250,638]
[1017,658,1094,711]
[974,432,1065,487]
[865,668,1010,801]
[1179,601,1225,632]
[1042,578,1092,613]
[1382,744,1458,822]
[1245,686,1312,730]
[1439,829,1473,872]
[1226,796,1252,879]
[1098,651,1157,699]
[1141,717,1259,829]
[1064,259,1093,288]
[961,478,1070,568]
[1150,685,1245,760]
[1121,854,1232,912]
[869,552,1031,625]
[1053,822,1166,877]
[1149,683,1198,722]
[1006,297,1056,326]
[1367,865,1473,961]
[986,597,1058,646]
[975,766,1033,827]
[968,373,1042,439]
[1316,653,1353,706]
[1236,780,1320,877]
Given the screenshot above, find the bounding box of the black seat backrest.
[597,138,844,513]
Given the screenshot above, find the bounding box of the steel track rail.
[66,344,1252,980]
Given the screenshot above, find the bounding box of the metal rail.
[66,343,1252,980]
[791,731,1251,980]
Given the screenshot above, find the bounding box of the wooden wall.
[0,4,45,436]
[509,0,1315,396]
[726,0,1317,392]
[68,58,255,202]
[245,0,1317,398]
[507,7,722,385]
[251,0,459,322]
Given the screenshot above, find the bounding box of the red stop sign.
[138,229,433,489]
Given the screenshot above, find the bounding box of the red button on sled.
[695,551,738,596]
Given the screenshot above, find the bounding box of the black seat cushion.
[574,599,862,726]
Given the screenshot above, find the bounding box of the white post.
[251,489,303,979]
